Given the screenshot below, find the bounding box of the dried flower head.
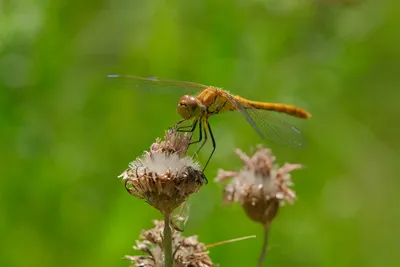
[125,220,214,267]
[215,145,302,226]
[215,145,302,266]
[119,130,207,215]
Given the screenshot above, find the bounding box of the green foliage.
[1,0,399,266]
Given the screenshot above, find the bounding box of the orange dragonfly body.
[191,87,310,119]
[108,75,311,169]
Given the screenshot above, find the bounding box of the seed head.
[119,130,207,215]
[125,220,214,267]
[215,145,302,226]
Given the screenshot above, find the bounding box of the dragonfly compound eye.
[177,95,200,119]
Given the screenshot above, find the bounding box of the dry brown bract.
[215,145,302,226]
[119,130,207,215]
[125,220,214,267]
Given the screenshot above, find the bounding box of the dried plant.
[125,220,214,267]
[215,145,302,267]
[119,130,207,267]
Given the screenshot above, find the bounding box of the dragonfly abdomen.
[247,100,311,119]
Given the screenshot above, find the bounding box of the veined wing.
[107,74,209,94]
[224,94,307,148]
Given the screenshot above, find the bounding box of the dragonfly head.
[177,95,202,119]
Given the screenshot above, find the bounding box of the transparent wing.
[224,94,307,148]
[106,74,208,95]
[171,200,191,232]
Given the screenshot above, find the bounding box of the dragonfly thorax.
[177,95,203,119]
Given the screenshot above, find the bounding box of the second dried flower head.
[216,145,303,266]
[216,145,302,226]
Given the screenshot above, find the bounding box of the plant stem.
[163,213,173,267]
[257,224,270,267]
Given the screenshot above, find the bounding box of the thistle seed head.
[119,130,207,215]
[215,145,302,226]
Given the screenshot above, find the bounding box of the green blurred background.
[1,0,400,266]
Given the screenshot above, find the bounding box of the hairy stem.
[163,213,173,267]
[257,224,270,267]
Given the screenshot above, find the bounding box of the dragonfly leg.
[175,119,202,148]
[194,119,208,158]
[174,119,188,130]
[190,119,203,145]
[175,119,198,133]
[202,120,216,171]
[175,118,214,172]
[175,119,204,146]
[176,125,193,130]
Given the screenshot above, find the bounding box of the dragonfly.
[108,75,311,170]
